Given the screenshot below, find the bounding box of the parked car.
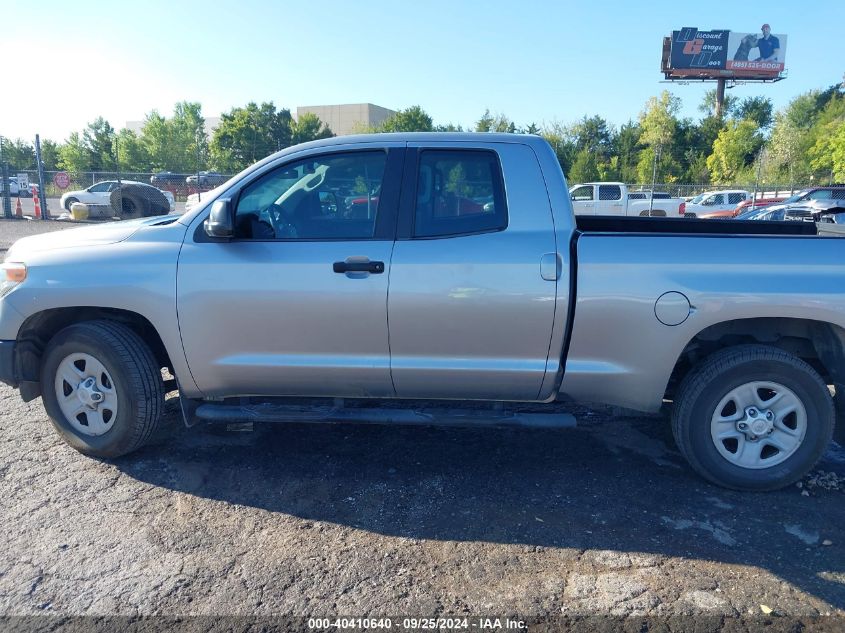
[734,206,786,221]
[186,171,228,187]
[150,172,187,188]
[742,187,845,220]
[1,177,33,197]
[1,133,842,492]
[732,196,786,216]
[60,180,175,214]
[684,190,750,218]
[569,182,686,216]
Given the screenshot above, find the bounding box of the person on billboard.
[755,24,780,61]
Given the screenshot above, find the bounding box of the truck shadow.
[121,403,845,610]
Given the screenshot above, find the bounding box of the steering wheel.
[266,203,297,238]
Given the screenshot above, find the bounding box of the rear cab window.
[599,185,621,201]
[413,150,507,238]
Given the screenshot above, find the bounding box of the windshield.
[690,194,706,204]
[780,191,809,204]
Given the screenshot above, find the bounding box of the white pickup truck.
[569,182,686,217]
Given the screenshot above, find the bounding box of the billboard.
[663,26,786,79]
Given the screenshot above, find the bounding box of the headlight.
[0,262,26,298]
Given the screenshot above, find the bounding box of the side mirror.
[204,199,234,238]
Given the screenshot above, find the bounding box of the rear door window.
[599,185,622,201]
[413,150,507,238]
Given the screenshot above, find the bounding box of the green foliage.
[28,79,845,188]
[209,102,293,172]
[434,123,464,132]
[540,122,577,175]
[115,129,151,173]
[569,148,600,183]
[475,109,515,133]
[699,89,738,118]
[82,117,116,171]
[1,138,35,170]
[707,119,763,183]
[40,140,60,171]
[808,94,845,181]
[379,106,433,132]
[639,91,680,148]
[59,132,93,174]
[613,121,642,183]
[290,113,333,144]
[736,97,774,130]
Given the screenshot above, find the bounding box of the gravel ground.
[1,218,844,629]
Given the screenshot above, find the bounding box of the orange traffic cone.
[15,198,23,218]
[33,195,41,219]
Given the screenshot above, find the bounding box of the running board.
[193,402,576,429]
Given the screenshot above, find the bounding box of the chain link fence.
[628,183,809,200]
[5,170,233,202]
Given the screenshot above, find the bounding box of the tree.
[698,89,738,118]
[40,140,60,171]
[210,102,293,172]
[434,123,464,132]
[379,105,433,132]
[736,96,774,130]
[524,123,541,135]
[568,148,600,183]
[706,119,763,183]
[808,94,845,181]
[540,121,577,174]
[2,139,35,170]
[637,91,681,182]
[614,121,642,183]
[170,101,208,173]
[58,132,92,174]
[81,117,116,171]
[475,109,515,133]
[115,129,151,173]
[290,112,333,144]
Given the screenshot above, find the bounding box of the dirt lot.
[1,219,844,630]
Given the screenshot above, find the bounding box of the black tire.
[64,197,78,211]
[834,384,845,446]
[121,197,140,218]
[40,320,164,458]
[671,344,834,491]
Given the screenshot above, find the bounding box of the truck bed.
[575,216,817,236]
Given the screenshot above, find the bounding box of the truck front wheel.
[671,345,834,491]
[40,320,164,458]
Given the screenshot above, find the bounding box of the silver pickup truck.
[1,133,842,491]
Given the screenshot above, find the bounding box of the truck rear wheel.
[40,320,164,458]
[671,345,834,491]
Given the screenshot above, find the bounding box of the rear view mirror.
[204,199,234,238]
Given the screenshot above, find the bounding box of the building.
[296,103,396,136]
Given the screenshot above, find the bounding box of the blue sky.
[1,0,842,142]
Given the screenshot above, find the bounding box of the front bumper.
[0,340,17,387]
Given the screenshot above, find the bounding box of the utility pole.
[34,135,49,220]
[751,149,764,211]
[0,136,12,219]
[714,78,726,118]
[649,145,662,216]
